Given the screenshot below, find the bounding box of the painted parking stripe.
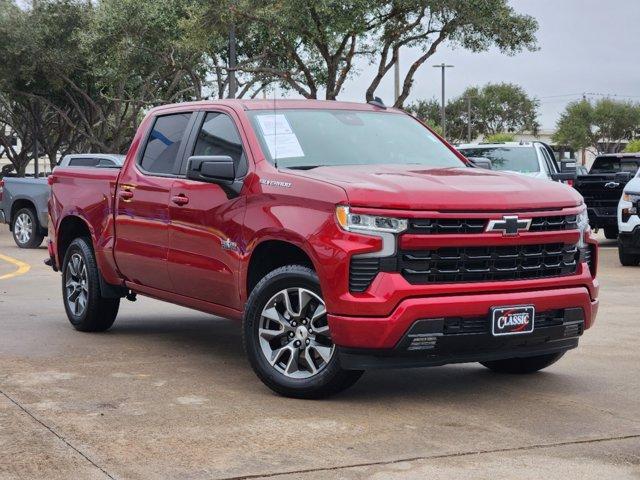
[0,253,31,280]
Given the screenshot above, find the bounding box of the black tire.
[12,207,44,249]
[619,244,640,266]
[604,227,618,240]
[61,237,119,332]
[481,352,565,374]
[243,265,363,399]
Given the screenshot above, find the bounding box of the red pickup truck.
[47,100,599,398]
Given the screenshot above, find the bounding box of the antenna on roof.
[368,97,386,109]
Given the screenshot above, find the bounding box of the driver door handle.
[171,194,189,206]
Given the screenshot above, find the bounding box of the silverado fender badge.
[486,215,532,236]
[260,179,292,188]
[221,238,238,251]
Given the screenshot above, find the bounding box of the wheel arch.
[10,198,38,230]
[57,215,94,265]
[244,236,319,300]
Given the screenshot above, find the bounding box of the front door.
[114,112,194,291]
[168,111,248,309]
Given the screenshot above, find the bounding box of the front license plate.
[491,305,535,336]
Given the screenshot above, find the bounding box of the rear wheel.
[604,226,618,240]
[619,243,640,266]
[62,237,119,332]
[481,352,565,374]
[243,265,363,399]
[12,208,44,249]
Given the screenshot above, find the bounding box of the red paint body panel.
[47,99,600,353]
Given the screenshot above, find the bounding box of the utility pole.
[433,63,454,138]
[466,96,472,143]
[33,103,39,178]
[394,50,400,104]
[228,23,237,99]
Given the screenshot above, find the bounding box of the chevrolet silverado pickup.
[47,100,599,398]
[574,153,640,239]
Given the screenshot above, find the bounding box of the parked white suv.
[457,142,563,181]
[618,169,640,266]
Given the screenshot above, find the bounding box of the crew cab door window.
[140,113,192,175]
[184,112,247,177]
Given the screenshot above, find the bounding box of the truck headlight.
[336,206,408,233]
[623,192,640,215]
[576,207,589,248]
[336,206,407,258]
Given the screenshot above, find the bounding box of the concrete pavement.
[0,224,638,479]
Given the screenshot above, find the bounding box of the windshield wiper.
[285,165,324,170]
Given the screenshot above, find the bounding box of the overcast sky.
[334,0,640,129]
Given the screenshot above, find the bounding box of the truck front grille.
[408,215,577,234]
[399,243,579,284]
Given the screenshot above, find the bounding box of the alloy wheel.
[65,253,89,316]
[14,213,32,245]
[258,287,335,379]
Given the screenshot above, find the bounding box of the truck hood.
[289,165,583,211]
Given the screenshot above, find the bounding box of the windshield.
[247,109,464,169]
[590,157,640,174]
[458,146,540,173]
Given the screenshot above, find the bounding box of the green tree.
[408,83,539,143]
[553,99,640,154]
[229,0,537,106]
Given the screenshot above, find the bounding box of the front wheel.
[604,226,618,240]
[481,352,565,374]
[12,208,44,248]
[619,243,640,266]
[62,237,120,332]
[243,265,363,399]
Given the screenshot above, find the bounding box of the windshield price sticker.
[256,114,305,159]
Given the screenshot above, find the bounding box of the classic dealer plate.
[491,305,535,336]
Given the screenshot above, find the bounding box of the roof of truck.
[148,99,403,115]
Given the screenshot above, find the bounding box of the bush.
[624,139,640,153]
[484,133,516,143]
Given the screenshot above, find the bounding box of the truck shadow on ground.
[106,313,581,403]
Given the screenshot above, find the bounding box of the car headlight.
[576,207,589,248]
[336,206,407,258]
[336,206,408,233]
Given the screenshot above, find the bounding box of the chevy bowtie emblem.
[486,215,532,236]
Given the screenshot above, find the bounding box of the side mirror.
[186,155,235,184]
[468,157,493,170]
[559,160,577,173]
[614,172,633,184]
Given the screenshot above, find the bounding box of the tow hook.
[126,291,137,302]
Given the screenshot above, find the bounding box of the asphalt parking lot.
[0,224,639,480]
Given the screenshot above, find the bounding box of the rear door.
[167,109,248,309]
[114,112,195,291]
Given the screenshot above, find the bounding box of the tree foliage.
[0,0,538,175]
[553,99,640,154]
[407,83,540,143]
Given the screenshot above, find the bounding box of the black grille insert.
[442,309,565,335]
[399,243,579,284]
[408,215,577,234]
[349,257,380,292]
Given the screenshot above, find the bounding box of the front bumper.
[619,226,640,254]
[587,207,617,227]
[329,286,597,349]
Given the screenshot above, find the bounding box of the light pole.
[465,96,472,143]
[433,63,454,138]
[228,23,237,99]
[394,50,400,104]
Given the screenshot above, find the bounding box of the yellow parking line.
[0,253,31,280]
